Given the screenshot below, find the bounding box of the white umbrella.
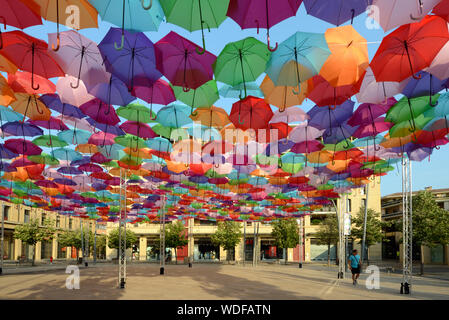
[426,27,449,80]
[356,67,408,104]
[270,106,309,124]
[371,0,440,32]
[56,75,95,107]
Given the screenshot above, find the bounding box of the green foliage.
[13,218,56,245]
[58,230,83,249]
[410,191,449,247]
[165,221,188,249]
[211,221,242,257]
[271,219,299,250]
[351,207,390,247]
[107,227,138,249]
[315,215,339,247]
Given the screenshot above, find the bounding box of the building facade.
[105,179,383,264]
[0,200,103,262]
[381,187,449,265]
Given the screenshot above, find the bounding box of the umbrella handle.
[430,95,438,107]
[267,35,278,52]
[214,163,220,168]
[238,113,245,125]
[343,139,351,149]
[52,34,60,52]
[190,106,198,117]
[183,86,191,92]
[141,0,152,10]
[292,87,300,95]
[350,9,355,25]
[31,73,40,91]
[279,106,286,113]
[115,34,125,51]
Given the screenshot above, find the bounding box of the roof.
[382,188,449,200]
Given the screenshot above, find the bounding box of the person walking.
[348,249,361,285]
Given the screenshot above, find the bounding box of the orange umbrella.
[10,92,51,121]
[190,106,230,129]
[380,133,413,148]
[0,74,16,106]
[306,150,333,164]
[75,143,98,154]
[260,75,307,111]
[319,25,369,87]
[123,147,152,159]
[166,160,189,174]
[8,71,56,94]
[0,55,18,74]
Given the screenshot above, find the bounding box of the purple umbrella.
[323,122,358,144]
[348,98,396,127]
[352,118,393,138]
[99,28,162,92]
[39,94,86,119]
[5,139,42,156]
[35,180,59,188]
[89,74,136,106]
[303,0,373,26]
[92,182,108,191]
[57,166,82,175]
[307,100,355,134]
[85,118,125,136]
[291,140,324,153]
[78,163,103,173]
[401,71,447,106]
[54,178,78,186]
[1,121,43,137]
[0,144,18,159]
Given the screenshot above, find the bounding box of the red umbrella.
[155,31,216,91]
[433,0,449,21]
[1,31,64,89]
[119,121,157,139]
[230,96,274,130]
[8,71,56,94]
[0,0,42,49]
[4,138,42,156]
[306,74,364,107]
[371,15,449,82]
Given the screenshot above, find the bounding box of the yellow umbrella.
[10,93,50,121]
[319,25,369,87]
[0,74,16,107]
[260,75,307,111]
[0,55,18,74]
[190,106,230,129]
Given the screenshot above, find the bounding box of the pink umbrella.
[352,118,393,138]
[88,132,116,146]
[269,106,309,123]
[78,163,103,172]
[28,117,69,131]
[119,121,157,139]
[155,31,216,91]
[356,67,408,104]
[56,75,96,107]
[291,140,324,153]
[80,98,120,126]
[288,123,324,143]
[55,115,94,133]
[131,78,176,106]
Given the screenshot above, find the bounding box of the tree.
[351,207,391,263]
[165,221,188,264]
[211,221,242,262]
[95,234,107,259]
[315,215,339,266]
[13,218,56,266]
[408,191,449,275]
[58,229,96,259]
[107,227,138,258]
[271,219,299,264]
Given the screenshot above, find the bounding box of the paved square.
[1,264,448,300]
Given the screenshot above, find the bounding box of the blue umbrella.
[156,104,192,128]
[51,148,83,162]
[1,121,43,137]
[89,74,136,106]
[58,129,91,145]
[401,71,447,107]
[266,31,330,88]
[39,94,86,119]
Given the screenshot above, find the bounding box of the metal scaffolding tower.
[85,221,89,267]
[118,168,127,289]
[188,217,193,268]
[401,157,413,294]
[80,219,84,265]
[242,221,246,266]
[0,203,4,275]
[361,182,370,264]
[93,221,97,264]
[160,194,166,275]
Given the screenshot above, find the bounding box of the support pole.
[361,183,370,265]
[298,216,303,268]
[84,222,89,267]
[160,194,166,275]
[243,221,246,266]
[94,221,97,264]
[252,222,256,267]
[118,168,127,289]
[338,196,346,279]
[80,219,84,265]
[0,202,4,275]
[188,217,193,268]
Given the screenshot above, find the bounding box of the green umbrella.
[117,103,157,123]
[28,153,60,165]
[213,37,271,99]
[389,111,435,138]
[32,135,68,148]
[115,134,147,150]
[171,80,219,115]
[161,0,230,53]
[323,139,355,152]
[386,94,439,132]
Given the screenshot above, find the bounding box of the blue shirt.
[349,254,360,268]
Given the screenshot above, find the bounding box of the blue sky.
[6,4,449,197]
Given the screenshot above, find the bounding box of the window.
[24,210,30,223]
[362,199,367,208]
[3,205,10,221]
[347,199,352,212]
[69,218,73,230]
[56,216,60,228]
[41,213,46,225]
[361,187,365,195]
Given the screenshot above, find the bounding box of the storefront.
[260,239,283,261]
[310,239,337,261]
[2,230,15,260]
[194,238,220,262]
